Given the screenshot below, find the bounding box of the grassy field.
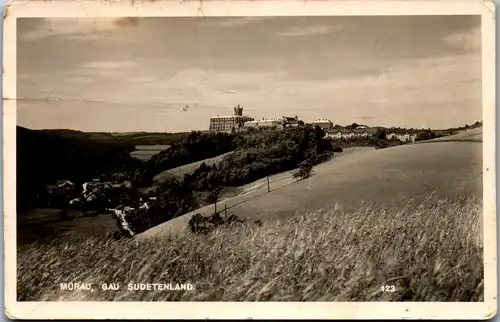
[130,145,171,161]
[18,197,483,301]
[17,209,119,246]
[139,140,482,238]
[153,151,234,182]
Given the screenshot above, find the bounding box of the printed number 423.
[381,285,396,292]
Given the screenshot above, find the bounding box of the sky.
[17,15,482,133]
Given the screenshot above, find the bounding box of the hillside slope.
[421,127,482,143]
[138,140,482,239]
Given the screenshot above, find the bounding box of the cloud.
[350,115,388,120]
[22,53,480,111]
[53,61,140,83]
[276,25,344,37]
[19,17,141,42]
[442,26,481,50]
[66,77,92,84]
[196,17,270,28]
[83,60,137,70]
[126,77,158,83]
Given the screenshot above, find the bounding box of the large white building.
[310,118,334,130]
[243,116,302,129]
[209,105,254,132]
[243,118,285,129]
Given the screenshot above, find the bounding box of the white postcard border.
[2,0,497,319]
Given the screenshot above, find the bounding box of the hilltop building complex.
[209,105,254,132]
[243,115,301,130]
[243,118,285,129]
[207,108,416,143]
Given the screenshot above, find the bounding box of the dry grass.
[17,196,483,302]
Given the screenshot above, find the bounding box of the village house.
[324,126,417,143]
[243,116,303,130]
[326,131,342,140]
[325,128,369,140]
[352,127,370,138]
[386,131,417,142]
[282,116,301,127]
[243,118,285,129]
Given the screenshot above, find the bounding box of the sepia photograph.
[3,0,497,319]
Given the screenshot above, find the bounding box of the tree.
[375,140,389,149]
[314,125,326,139]
[416,132,432,141]
[293,160,313,181]
[206,187,222,213]
[374,128,386,140]
[188,213,206,233]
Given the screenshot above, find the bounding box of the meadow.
[17,197,483,301]
[17,209,119,246]
[130,145,171,161]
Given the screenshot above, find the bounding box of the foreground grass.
[18,196,483,301]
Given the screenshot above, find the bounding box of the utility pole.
[267,176,270,192]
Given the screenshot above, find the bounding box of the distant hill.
[37,129,189,146]
[421,127,483,143]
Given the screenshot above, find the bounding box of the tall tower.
[234,104,243,116]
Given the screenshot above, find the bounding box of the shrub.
[375,140,389,149]
[188,212,249,234]
[293,160,313,180]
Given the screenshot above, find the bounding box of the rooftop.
[210,115,254,119]
[245,118,284,123]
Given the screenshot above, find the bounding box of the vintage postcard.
[3,0,497,319]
